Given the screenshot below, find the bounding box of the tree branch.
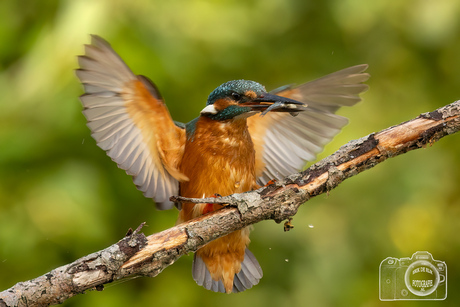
[1,101,459,307]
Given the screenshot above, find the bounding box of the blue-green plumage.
[185,117,199,142]
[206,105,252,121]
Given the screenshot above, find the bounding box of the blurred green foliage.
[1,0,460,306]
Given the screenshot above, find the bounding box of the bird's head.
[200,80,306,120]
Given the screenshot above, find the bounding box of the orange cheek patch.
[244,90,257,99]
[213,98,233,111]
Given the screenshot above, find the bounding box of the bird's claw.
[203,193,223,214]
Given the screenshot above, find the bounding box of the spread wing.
[76,35,188,209]
[247,64,370,185]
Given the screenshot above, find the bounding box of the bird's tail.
[192,248,263,293]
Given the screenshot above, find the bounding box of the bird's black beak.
[245,93,307,115]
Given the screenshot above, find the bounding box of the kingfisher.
[76,35,369,294]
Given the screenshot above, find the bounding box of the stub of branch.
[1,101,459,307]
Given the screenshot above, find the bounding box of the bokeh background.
[1,0,460,306]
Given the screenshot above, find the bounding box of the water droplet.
[285,259,289,262]
[234,181,240,188]
[308,224,314,229]
[268,247,272,250]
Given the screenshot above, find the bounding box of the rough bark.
[1,101,459,307]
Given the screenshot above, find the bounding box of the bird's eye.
[231,92,242,101]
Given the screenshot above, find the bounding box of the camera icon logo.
[379,251,447,300]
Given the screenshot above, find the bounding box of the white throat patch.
[200,104,218,115]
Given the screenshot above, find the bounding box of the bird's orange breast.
[177,116,257,292]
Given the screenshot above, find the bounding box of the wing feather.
[248,65,369,184]
[77,35,188,209]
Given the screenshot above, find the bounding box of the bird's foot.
[203,194,222,214]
